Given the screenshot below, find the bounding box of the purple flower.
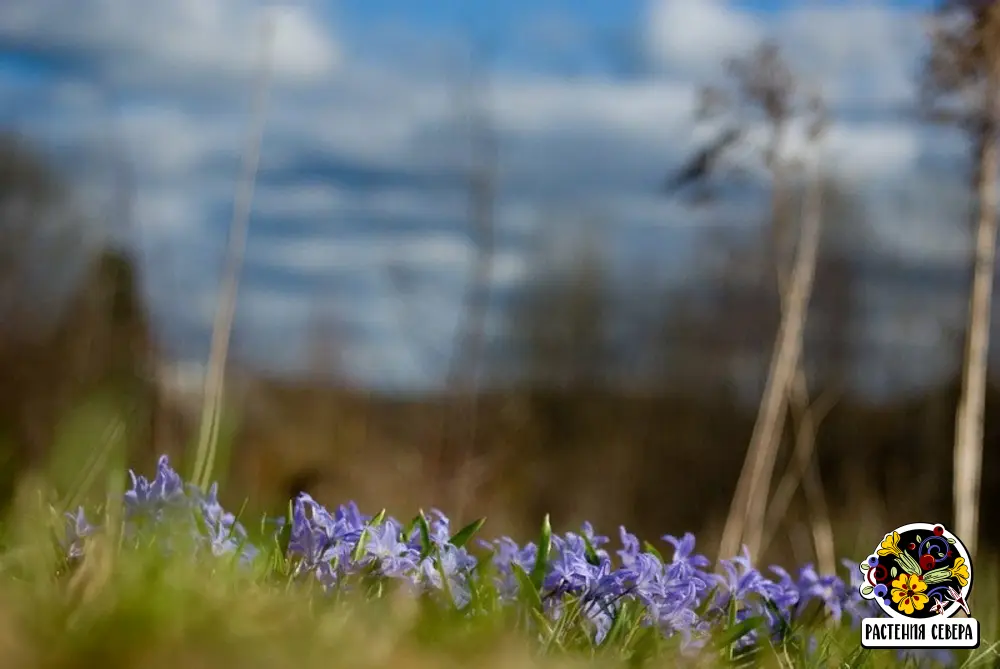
[545,535,594,595]
[64,506,96,560]
[617,526,641,567]
[362,519,419,578]
[287,493,356,588]
[839,558,881,627]
[717,546,774,606]
[195,483,256,563]
[794,564,845,622]
[60,450,930,661]
[663,533,713,603]
[486,536,537,601]
[418,544,476,608]
[123,455,186,519]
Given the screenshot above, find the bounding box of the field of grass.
[0,455,993,669]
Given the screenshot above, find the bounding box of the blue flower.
[839,558,881,627]
[123,455,186,519]
[717,546,774,606]
[486,536,537,601]
[196,483,256,563]
[64,506,96,560]
[794,563,845,622]
[617,526,641,567]
[417,543,476,608]
[287,493,353,588]
[57,450,913,662]
[362,519,419,578]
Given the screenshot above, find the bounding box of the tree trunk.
[953,70,1000,558]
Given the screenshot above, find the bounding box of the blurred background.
[0,0,997,568]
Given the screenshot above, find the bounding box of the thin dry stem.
[192,16,277,491]
[756,143,837,574]
[719,131,827,564]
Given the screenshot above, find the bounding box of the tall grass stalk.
[192,13,278,492]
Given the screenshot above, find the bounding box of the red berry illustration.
[908,543,916,550]
[920,554,936,571]
[933,525,944,536]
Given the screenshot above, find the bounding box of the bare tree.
[759,175,866,573]
[665,42,834,563]
[734,91,832,564]
[923,0,1000,556]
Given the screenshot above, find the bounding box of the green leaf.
[351,527,370,562]
[916,535,922,543]
[625,626,662,668]
[273,500,294,556]
[415,509,432,558]
[512,562,543,611]
[843,646,873,669]
[528,607,555,640]
[860,562,870,571]
[861,585,874,596]
[723,597,739,660]
[600,599,635,649]
[530,513,552,592]
[583,534,601,566]
[761,598,793,643]
[448,517,486,549]
[545,596,583,651]
[643,541,664,563]
[351,508,386,562]
[714,615,765,653]
[948,537,956,544]
[891,566,898,578]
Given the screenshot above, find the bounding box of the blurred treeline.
[0,124,997,568]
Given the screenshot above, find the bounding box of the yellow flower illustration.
[891,573,929,615]
[950,557,970,587]
[878,531,902,557]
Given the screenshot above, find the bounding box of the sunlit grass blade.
[530,513,551,592]
[449,517,486,549]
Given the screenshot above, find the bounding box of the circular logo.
[859,522,973,619]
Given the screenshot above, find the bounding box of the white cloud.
[493,77,695,139]
[810,120,922,180]
[249,232,472,274]
[865,173,972,266]
[491,251,527,285]
[644,0,762,79]
[0,0,339,92]
[1,0,978,390]
[252,183,349,219]
[644,0,925,109]
[774,4,925,110]
[119,106,245,181]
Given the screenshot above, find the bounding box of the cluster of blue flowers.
[62,456,944,663]
[65,455,258,564]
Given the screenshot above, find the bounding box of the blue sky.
[0,0,984,395]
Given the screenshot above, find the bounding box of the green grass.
[0,485,995,669]
[1,399,997,669]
